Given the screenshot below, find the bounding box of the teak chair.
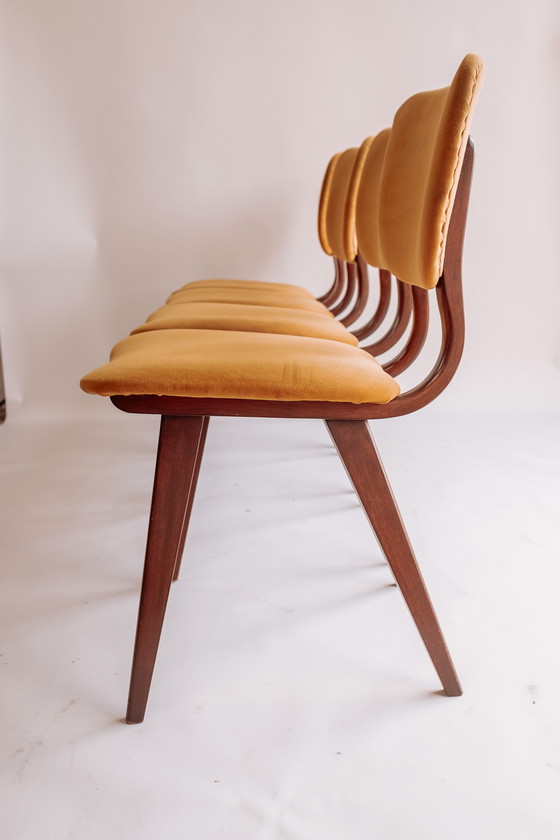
[127,146,369,347]
[144,140,392,341]
[132,140,406,356]
[81,54,484,723]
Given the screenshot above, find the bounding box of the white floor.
[1,408,560,838]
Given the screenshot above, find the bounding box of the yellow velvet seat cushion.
[173,278,314,297]
[131,302,359,345]
[166,287,332,315]
[80,329,400,404]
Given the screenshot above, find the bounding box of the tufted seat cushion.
[80,329,399,404]
[131,302,358,345]
[166,287,332,314]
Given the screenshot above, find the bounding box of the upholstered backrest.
[318,137,375,263]
[324,148,359,261]
[355,53,484,289]
[341,135,375,262]
[317,152,341,256]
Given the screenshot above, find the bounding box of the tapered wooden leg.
[326,419,462,697]
[126,415,205,724]
[172,416,209,582]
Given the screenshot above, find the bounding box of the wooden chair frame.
[309,148,404,342]
[320,254,394,334]
[112,140,474,723]
[329,259,358,318]
[317,257,345,306]
[352,261,392,341]
[319,243,411,350]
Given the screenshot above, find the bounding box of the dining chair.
[128,146,369,345]
[81,53,483,722]
[130,139,402,353]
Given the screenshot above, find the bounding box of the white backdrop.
[1,0,560,420]
[3,6,560,836]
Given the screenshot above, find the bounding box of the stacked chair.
[81,54,484,722]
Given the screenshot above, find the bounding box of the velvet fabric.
[132,302,358,345]
[166,287,332,314]
[172,278,314,296]
[339,136,375,263]
[317,151,341,256]
[80,54,483,407]
[80,329,400,404]
[324,147,358,262]
[355,53,483,289]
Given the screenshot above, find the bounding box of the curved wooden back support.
[111,137,475,423]
[351,264,392,341]
[319,257,346,308]
[382,138,473,416]
[340,254,370,327]
[361,279,413,355]
[382,286,430,377]
[330,259,358,317]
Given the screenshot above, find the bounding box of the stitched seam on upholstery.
[436,63,481,267]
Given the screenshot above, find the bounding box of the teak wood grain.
[172,416,210,582]
[382,286,430,377]
[351,266,392,342]
[330,259,357,317]
[341,256,370,327]
[326,418,462,696]
[126,415,205,724]
[318,257,345,307]
[361,279,413,356]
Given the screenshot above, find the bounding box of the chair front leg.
[126,414,205,724]
[173,416,210,582]
[325,418,462,697]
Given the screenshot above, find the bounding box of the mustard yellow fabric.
[322,138,374,262]
[132,302,359,345]
[355,53,484,289]
[343,135,375,263]
[80,329,400,404]
[354,129,390,274]
[317,152,341,255]
[166,287,333,315]
[325,148,358,262]
[173,278,314,297]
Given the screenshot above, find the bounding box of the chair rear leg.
[126,414,205,724]
[172,416,210,582]
[325,419,462,697]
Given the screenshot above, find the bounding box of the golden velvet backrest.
[324,147,359,261]
[317,137,375,263]
[355,53,484,289]
[317,152,341,256]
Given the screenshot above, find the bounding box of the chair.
[128,140,404,353]
[81,54,484,722]
[128,146,369,345]
[137,139,395,339]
